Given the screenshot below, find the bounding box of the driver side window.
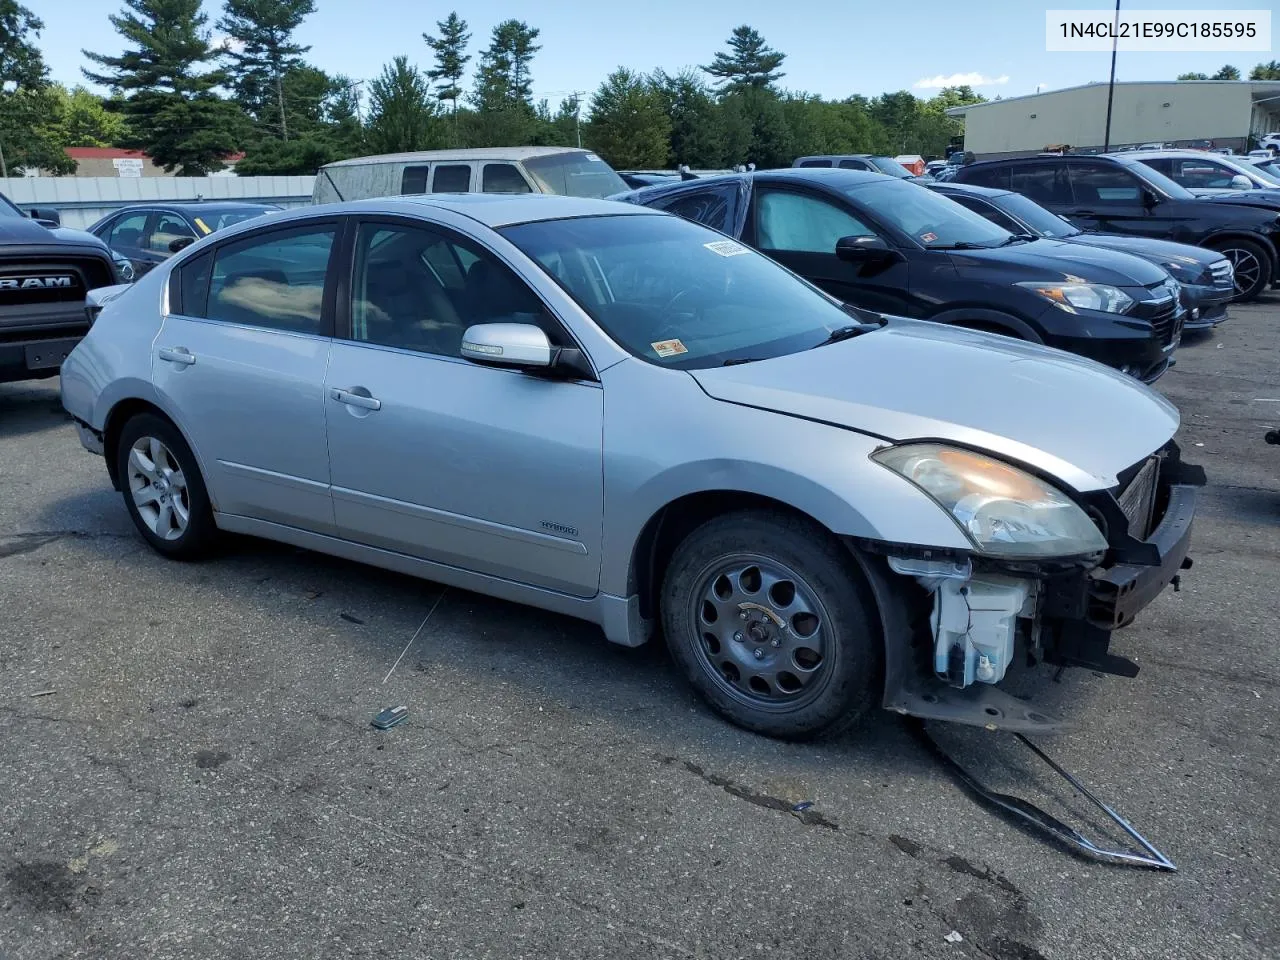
[756,190,874,254]
[348,222,564,357]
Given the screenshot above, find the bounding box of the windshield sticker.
[651,338,688,358]
[194,217,212,234]
[920,231,937,243]
[584,153,602,162]
[704,239,750,257]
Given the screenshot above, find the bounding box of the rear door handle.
[158,346,196,366]
[330,387,381,411]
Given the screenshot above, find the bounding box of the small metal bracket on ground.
[913,720,1176,872]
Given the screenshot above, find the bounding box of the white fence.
[1,176,316,229]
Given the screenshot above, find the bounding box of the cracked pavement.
[2,296,1278,959]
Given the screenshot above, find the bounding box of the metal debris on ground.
[29,689,56,697]
[791,801,814,812]
[914,720,1177,871]
[944,931,964,944]
[371,705,409,730]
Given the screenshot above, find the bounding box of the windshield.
[524,152,629,199]
[1243,161,1280,186]
[995,192,1080,238]
[500,214,873,369]
[0,192,23,219]
[848,179,1012,248]
[869,157,914,178]
[193,209,273,233]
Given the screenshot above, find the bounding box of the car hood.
[945,237,1169,286]
[0,215,108,252]
[1065,233,1221,271]
[690,318,1178,493]
[1189,189,1280,211]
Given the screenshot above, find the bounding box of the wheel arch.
[1201,231,1277,269]
[924,306,1044,342]
[102,397,212,502]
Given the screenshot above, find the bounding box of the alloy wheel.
[1222,247,1262,298]
[690,555,833,708]
[127,436,190,541]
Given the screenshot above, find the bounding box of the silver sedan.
[62,194,1200,739]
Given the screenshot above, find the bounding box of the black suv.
[953,153,1280,300]
[616,168,1184,382]
[0,194,119,385]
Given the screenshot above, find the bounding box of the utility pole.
[571,91,586,148]
[0,139,7,180]
[1102,0,1121,151]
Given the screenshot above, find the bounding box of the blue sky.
[37,0,1278,107]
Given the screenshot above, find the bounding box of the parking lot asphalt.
[2,300,1278,960]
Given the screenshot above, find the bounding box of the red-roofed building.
[61,147,246,177]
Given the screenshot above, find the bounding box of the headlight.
[872,443,1108,558]
[112,255,135,283]
[1017,282,1134,314]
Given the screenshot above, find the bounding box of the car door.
[745,185,916,316]
[323,216,604,598]
[1065,162,1166,238]
[147,211,199,262]
[154,219,341,533]
[98,211,154,275]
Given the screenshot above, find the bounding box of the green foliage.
[234,136,340,175]
[424,12,470,109]
[472,20,540,112]
[1212,64,1241,81]
[218,0,316,139]
[0,0,47,89]
[650,70,726,167]
[365,55,440,154]
[0,1,76,174]
[83,0,246,174]
[1250,61,1280,80]
[720,87,793,168]
[584,69,670,168]
[702,25,785,92]
[1177,72,1209,80]
[48,84,129,146]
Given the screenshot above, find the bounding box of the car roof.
[759,167,898,187]
[108,201,277,214]
[315,193,658,228]
[1111,150,1232,159]
[927,181,1014,200]
[322,147,591,168]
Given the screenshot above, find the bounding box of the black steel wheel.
[661,510,882,740]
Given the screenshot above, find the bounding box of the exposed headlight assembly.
[112,254,135,283]
[1017,281,1134,314]
[873,443,1108,558]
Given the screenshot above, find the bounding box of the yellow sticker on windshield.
[651,338,688,358]
[704,239,749,257]
[193,217,212,234]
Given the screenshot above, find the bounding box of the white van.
[312,147,629,204]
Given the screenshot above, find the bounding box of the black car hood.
[945,237,1168,286]
[0,215,107,252]
[1191,190,1280,213]
[1065,233,1221,270]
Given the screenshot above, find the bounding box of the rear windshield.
[868,157,915,179]
[523,152,628,199]
[193,209,274,234]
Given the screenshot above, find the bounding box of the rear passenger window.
[797,159,832,168]
[1009,164,1071,204]
[959,165,1011,190]
[837,159,870,170]
[653,186,737,233]
[401,165,430,194]
[1068,163,1142,204]
[203,226,336,334]
[431,164,471,192]
[482,163,532,193]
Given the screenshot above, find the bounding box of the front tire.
[1211,237,1271,301]
[660,510,883,740]
[116,413,216,559]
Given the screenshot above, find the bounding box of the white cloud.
[914,72,1010,90]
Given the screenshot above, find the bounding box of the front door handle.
[158,346,196,366]
[330,387,381,411]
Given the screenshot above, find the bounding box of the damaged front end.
[859,440,1204,734]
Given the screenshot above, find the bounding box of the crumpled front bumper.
[1179,281,1231,330]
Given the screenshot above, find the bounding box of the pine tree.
[218,0,316,140]
[585,68,670,168]
[424,12,470,117]
[84,0,246,175]
[702,26,786,92]
[472,20,541,111]
[650,69,727,168]
[366,56,439,154]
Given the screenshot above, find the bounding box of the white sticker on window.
[651,338,688,358]
[704,239,749,257]
[584,153,602,162]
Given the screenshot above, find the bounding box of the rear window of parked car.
[523,153,628,199]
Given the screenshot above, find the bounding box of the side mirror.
[169,236,196,253]
[460,322,553,369]
[27,207,60,226]
[1141,190,1161,210]
[1229,174,1252,191]
[835,234,895,263]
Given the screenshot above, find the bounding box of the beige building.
[946,80,1280,159]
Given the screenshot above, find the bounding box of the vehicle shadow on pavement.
[0,380,70,440]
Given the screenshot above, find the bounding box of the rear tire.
[116,413,216,560]
[660,510,883,740]
[1210,237,1270,301]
